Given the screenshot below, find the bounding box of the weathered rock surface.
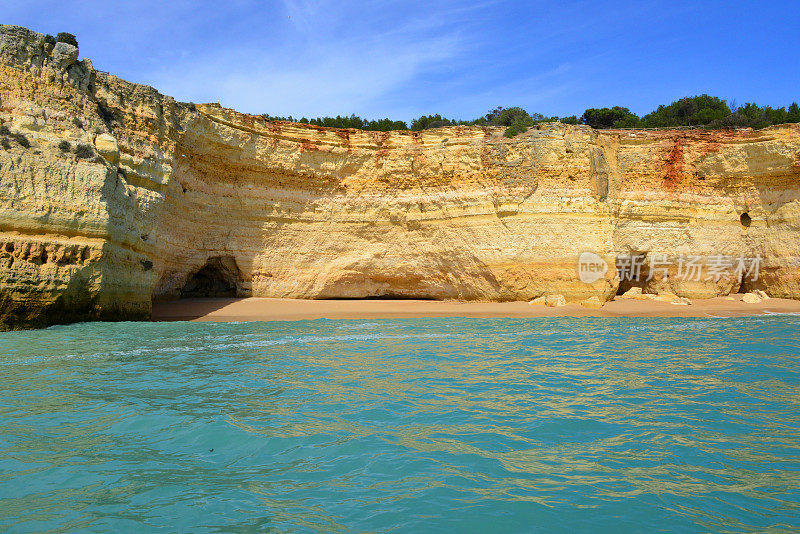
[580,296,604,309]
[545,294,567,308]
[2,24,800,329]
[741,293,763,304]
[50,42,78,71]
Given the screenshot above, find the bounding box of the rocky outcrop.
[2,24,800,329]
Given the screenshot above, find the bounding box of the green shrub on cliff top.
[641,95,730,127]
[788,103,800,123]
[411,114,452,131]
[709,102,782,129]
[580,107,640,129]
[56,32,78,48]
[258,94,799,135]
[262,113,407,131]
[472,106,558,137]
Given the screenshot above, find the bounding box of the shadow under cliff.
[151,298,243,322]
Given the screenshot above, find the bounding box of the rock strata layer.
[2,24,800,329]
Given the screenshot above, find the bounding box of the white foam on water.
[0,330,455,366]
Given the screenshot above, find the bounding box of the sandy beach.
[151,295,800,322]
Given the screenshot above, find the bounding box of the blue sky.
[5,0,799,121]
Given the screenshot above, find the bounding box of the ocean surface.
[1,317,799,533]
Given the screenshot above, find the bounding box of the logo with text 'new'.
[578,252,609,284]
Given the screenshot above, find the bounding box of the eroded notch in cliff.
[180,256,240,298]
[740,212,752,228]
[589,147,610,201]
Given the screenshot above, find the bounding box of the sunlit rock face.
[2,24,800,328]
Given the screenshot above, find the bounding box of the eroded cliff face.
[1,24,799,328]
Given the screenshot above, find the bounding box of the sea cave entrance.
[180,256,240,298]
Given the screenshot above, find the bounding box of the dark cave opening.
[738,276,752,294]
[740,212,751,228]
[615,253,648,295]
[180,256,240,298]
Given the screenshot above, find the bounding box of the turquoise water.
[1,317,799,533]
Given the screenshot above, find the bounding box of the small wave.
[0,331,454,366]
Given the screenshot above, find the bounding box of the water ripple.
[0,317,799,532]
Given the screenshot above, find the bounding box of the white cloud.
[149,0,472,118]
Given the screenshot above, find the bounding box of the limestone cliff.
[1,24,799,329]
